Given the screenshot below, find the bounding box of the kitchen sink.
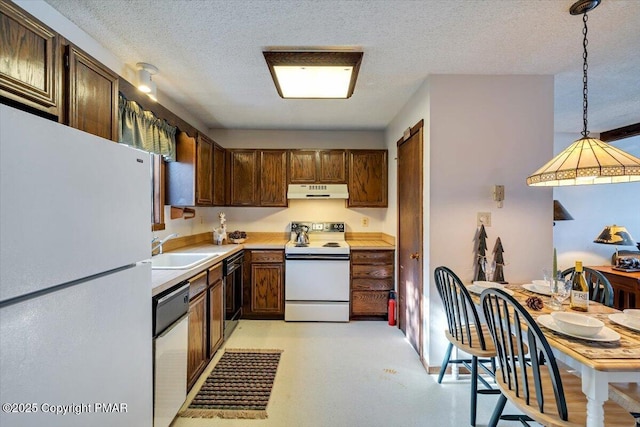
[150,252,219,270]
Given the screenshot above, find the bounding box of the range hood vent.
[287,184,349,199]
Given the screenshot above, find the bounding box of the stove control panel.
[291,222,345,233]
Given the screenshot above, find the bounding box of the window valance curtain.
[118,94,176,161]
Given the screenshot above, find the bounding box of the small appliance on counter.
[285,222,350,322]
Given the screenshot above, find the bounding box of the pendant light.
[526,0,640,186]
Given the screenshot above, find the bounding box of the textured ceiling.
[43,0,640,133]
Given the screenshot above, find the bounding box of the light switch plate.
[477,212,491,227]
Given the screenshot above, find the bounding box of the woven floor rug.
[179,348,283,419]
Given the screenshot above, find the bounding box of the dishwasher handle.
[157,282,189,307]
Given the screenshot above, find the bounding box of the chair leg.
[437,342,453,384]
[488,394,507,427]
[470,355,478,426]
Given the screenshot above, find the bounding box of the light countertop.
[151,234,394,296]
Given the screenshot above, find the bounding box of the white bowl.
[551,312,604,337]
[623,309,640,326]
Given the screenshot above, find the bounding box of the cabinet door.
[319,150,346,183]
[229,149,258,206]
[196,134,213,205]
[187,292,206,391]
[212,143,226,206]
[289,150,318,183]
[251,263,284,314]
[0,1,59,116]
[65,44,118,141]
[348,150,388,207]
[208,279,223,357]
[260,150,288,207]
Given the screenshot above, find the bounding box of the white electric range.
[284,222,350,322]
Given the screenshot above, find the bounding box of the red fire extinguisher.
[388,290,396,326]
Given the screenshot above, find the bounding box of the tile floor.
[172,320,523,427]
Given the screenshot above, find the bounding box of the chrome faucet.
[152,233,178,255]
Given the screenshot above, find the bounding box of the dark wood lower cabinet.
[208,264,224,356]
[187,290,207,390]
[187,262,225,391]
[350,249,395,319]
[242,250,285,319]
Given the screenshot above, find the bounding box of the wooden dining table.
[467,283,640,427]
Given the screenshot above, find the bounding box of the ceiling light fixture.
[526,0,640,186]
[136,62,158,95]
[263,50,363,99]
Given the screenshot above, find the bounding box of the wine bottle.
[569,261,589,312]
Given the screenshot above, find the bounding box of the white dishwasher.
[153,282,189,427]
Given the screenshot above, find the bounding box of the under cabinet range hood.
[287,184,349,199]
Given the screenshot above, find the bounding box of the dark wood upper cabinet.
[319,150,347,183]
[289,149,347,184]
[348,150,388,207]
[228,149,259,206]
[289,150,317,183]
[64,44,118,141]
[260,150,288,207]
[0,0,59,116]
[212,142,226,206]
[167,131,215,207]
[195,134,214,205]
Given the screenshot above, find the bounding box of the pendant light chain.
[581,12,589,137]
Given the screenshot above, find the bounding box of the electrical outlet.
[361,217,369,227]
[477,212,491,227]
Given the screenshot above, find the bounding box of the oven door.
[285,257,349,300]
[285,256,350,322]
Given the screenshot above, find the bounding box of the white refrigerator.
[0,104,153,427]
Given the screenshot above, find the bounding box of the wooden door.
[229,149,259,206]
[397,121,424,355]
[187,291,206,390]
[318,150,346,183]
[65,44,118,141]
[251,264,284,314]
[259,150,288,207]
[348,150,388,207]
[289,150,318,183]
[195,134,213,205]
[0,0,59,116]
[212,143,226,206]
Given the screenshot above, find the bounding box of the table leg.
[581,366,608,427]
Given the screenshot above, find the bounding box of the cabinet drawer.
[351,264,393,280]
[251,250,283,263]
[351,278,394,291]
[208,262,222,284]
[351,250,394,264]
[189,271,207,299]
[351,291,388,315]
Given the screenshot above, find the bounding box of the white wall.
[386,75,555,368]
[553,134,640,269]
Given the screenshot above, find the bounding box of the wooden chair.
[480,288,635,427]
[561,266,615,307]
[434,266,500,426]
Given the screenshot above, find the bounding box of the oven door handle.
[285,254,350,261]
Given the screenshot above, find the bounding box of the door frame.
[396,120,424,361]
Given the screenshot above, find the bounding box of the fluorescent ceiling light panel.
[264,51,363,99]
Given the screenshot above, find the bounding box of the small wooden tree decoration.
[493,237,507,284]
[475,225,488,281]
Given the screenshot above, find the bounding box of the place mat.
[179,348,283,419]
[473,285,640,359]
